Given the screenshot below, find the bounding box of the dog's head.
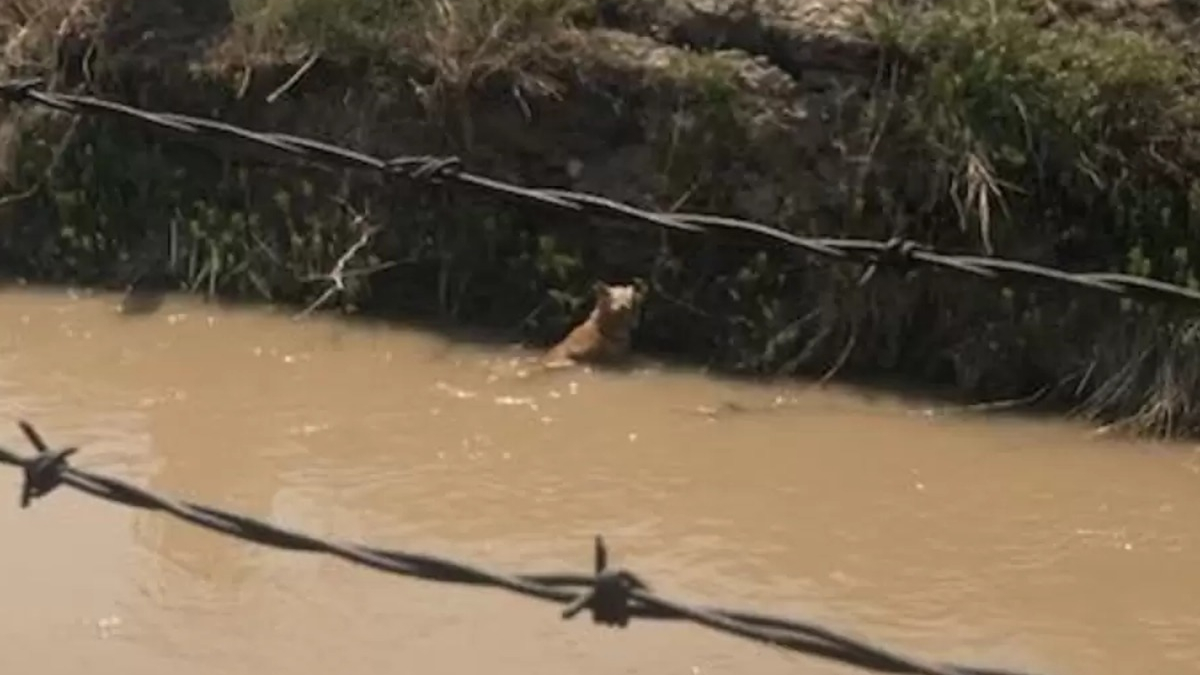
[591,280,644,331]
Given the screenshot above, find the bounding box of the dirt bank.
[2,0,1200,437]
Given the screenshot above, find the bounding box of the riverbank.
[2,0,1199,437]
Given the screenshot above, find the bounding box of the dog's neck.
[588,307,631,341]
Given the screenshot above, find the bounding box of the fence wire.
[1,77,1199,310]
[2,421,1048,675]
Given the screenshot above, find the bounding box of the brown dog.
[543,281,644,368]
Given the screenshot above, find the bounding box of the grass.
[1,0,90,73]
[861,0,1200,434]
[866,0,1199,257]
[228,0,586,79]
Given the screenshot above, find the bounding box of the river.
[0,286,1196,675]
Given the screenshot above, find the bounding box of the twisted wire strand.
[1,421,1045,675]
[1,78,1198,308]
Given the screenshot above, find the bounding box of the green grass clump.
[868,0,1200,288]
[858,0,1200,434]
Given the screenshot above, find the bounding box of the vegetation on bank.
[861,0,1200,434]
[2,0,1200,436]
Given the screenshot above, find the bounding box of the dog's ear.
[592,280,611,300]
[631,277,649,301]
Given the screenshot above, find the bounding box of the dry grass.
[218,0,588,147]
[0,0,99,74]
[228,0,584,79]
[3,0,588,96]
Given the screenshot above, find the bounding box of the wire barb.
[16,420,78,508]
[858,236,924,286]
[561,536,645,627]
[386,155,464,183]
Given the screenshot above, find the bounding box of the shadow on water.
[118,286,170,317]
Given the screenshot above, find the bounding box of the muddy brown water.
[0,286,1197,675]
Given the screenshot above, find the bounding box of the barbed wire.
[2,78,1199,310]
[1,420,1048,675]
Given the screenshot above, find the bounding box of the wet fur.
[543,281,644,368]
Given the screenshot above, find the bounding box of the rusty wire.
[1,77,1199,310]
[1,421,1047,675]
